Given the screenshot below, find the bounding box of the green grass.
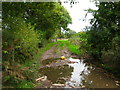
[3,41,56,88]
[67,43,80,55]
[18,42,56,88]
[39,42,57,57]
[17,80,34,88]
[57,39,68,42]
[56,40,80,55]
[3,40,80,88]
[66,41,80,55]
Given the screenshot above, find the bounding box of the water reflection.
[39,65,73,84]
[42,58,60,65]
[40,57,118,88]
[66,57,118,88]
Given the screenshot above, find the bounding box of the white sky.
[61,0,98,32]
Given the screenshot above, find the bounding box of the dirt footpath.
[41,45,71,61]
[40,44,73,68]
[37,44,80,88]
[37,44,76,88]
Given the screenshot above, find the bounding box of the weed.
[56,40,80,55]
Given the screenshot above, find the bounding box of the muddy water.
[39,57,119,88]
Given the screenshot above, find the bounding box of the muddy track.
[37,44,77,88]
[40,44,73,68]
[41,44,71,61]
[36,44,120,88]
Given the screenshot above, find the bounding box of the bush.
[2,18,40,88]
[3,18,39,63]
[102,36,120,70]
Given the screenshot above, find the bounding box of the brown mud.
[36,45,120,88]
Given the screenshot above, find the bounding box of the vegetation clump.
[2,2,71,88]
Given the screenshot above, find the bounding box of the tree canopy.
[2,2,72,87]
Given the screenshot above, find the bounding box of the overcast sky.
[61,0,98,32]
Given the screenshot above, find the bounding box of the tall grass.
[3,41,56,88]
[57,40,80,55]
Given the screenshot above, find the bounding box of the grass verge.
[56,40,80,55]
[2,42,56,88]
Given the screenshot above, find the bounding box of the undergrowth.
[56,40,80,55]
[2,42,56,88]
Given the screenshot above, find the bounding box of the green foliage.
[84,2,120,74]
[2,2,72,88]
[18,80,34,88]
[87,2,120,59]
[69,32,90,56]
[57,40,80,55]
[69,33,79,45]
[3,2,72,42]
[68,43,80,55]
[64,30,76,38]
[3,18,39,63]
[102,36,120,69]
[23,2,72,40]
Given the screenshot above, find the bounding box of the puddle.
[42,58,59,65]
[40,65,73,84]
[39,57,119,88]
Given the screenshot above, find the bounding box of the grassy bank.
[57,40,120,79]
[3,42,56,88]
[57,40,80,55]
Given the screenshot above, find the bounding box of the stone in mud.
[81,85,85,88]
[52,84,65,87]
[64,51,68,54]
[60,77,68,81]
[36,76,47,82]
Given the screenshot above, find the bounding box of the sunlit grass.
[57,39,68,42]
[56,40,80,55]
[67,43,80,55]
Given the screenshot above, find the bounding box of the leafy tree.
[2,17,39,63]
[2,2,72,87]
[87,2,120,59]
[85,1,120,73]
[3,2,72,41]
